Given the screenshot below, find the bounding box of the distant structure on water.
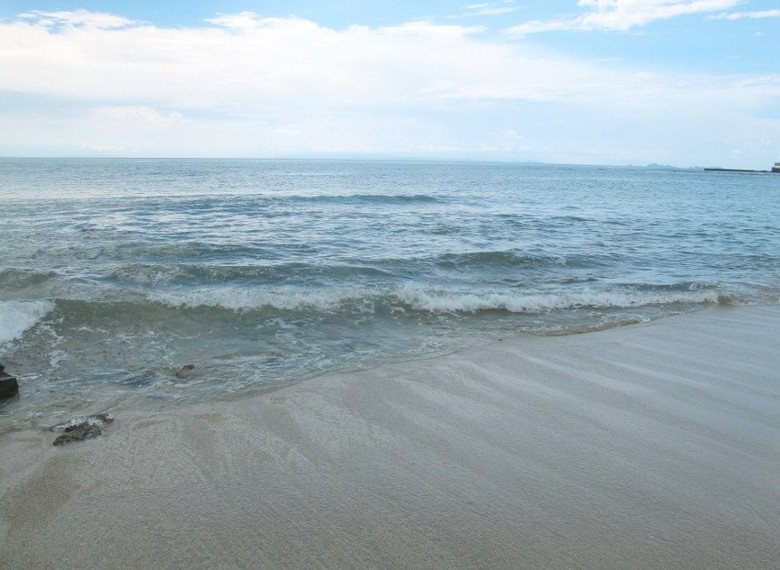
[705,159,780,174]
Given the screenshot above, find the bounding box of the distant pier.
[704,167,768,173]
[705,161,780,174]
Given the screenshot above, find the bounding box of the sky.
[1,1,779,167]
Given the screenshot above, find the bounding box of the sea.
[2,158,779,431]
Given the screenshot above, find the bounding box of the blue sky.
[1,1,779,167]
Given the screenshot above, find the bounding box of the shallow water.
[2,158,779,429]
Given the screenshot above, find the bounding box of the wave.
[0,269,58,291]
[100,250,613,289]
[396,284,723,313]
[108,261,397,287]
[0,300,55,346]
[11,250,584,294]
[148,283,726,315]
[149,287,374,313]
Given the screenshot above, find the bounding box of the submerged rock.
[0,362,19,399]
[50,413,114,433]
[53,424,102,446]
[175,364,196,379]
[0,378,18,399]
[50,414,114,446]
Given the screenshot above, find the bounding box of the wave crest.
[148,283,724,315]
[0,300,55,346]
[398,284,721,313]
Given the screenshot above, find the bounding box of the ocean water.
[2,158,779,430]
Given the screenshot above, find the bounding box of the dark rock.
[175,364,196,379]
[0,364,19,399]
[50,413,114,433]
[50,414,113,445]
[53,424,102,446]
[0,377,19,398]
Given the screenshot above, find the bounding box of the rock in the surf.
[53,424,103,446]
[50,413,114,445]
[175,364,196,379]
[0,377,19,399]
[50,413,114,433]
[0,362,19,399]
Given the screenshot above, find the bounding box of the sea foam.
[147,283,723,315]
[0,300,55,346]
[397,284,723,313]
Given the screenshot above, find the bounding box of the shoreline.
[2,305,780,568]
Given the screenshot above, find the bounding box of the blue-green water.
[2,158,779,429]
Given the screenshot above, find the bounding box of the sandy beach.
[1,305,779,569]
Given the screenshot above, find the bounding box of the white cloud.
[0,11,604,109]
[93,106,184,126]
[712,9,780,20]
[19,9,134,29]
[0,9,778,165]
[465,2,518,17]
[205,11,267,30]
[508,0,740,36]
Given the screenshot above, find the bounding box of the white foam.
[149,283,722,315]
[397,284,721,313]
[0,300,55,346]
[149,287,374,312]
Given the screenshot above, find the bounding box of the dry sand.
[1,305,779,569]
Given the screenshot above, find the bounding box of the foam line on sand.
[1,305,780,568]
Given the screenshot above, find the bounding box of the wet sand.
[2,305,779,569]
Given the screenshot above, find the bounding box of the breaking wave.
[0,300,55,347]
[147,283,726,315]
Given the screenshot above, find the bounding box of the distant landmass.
[643,163,702,170]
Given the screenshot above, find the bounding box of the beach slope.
[2,306,779,569]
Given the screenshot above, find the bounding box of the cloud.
[0,9,778,165]
[19,9,134,29]
[508,0,740,36]
[15,7,770,116]
[0,10,606,109]
[93,106,184,126]
[712,9,780,20]
[465,2,518,17]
